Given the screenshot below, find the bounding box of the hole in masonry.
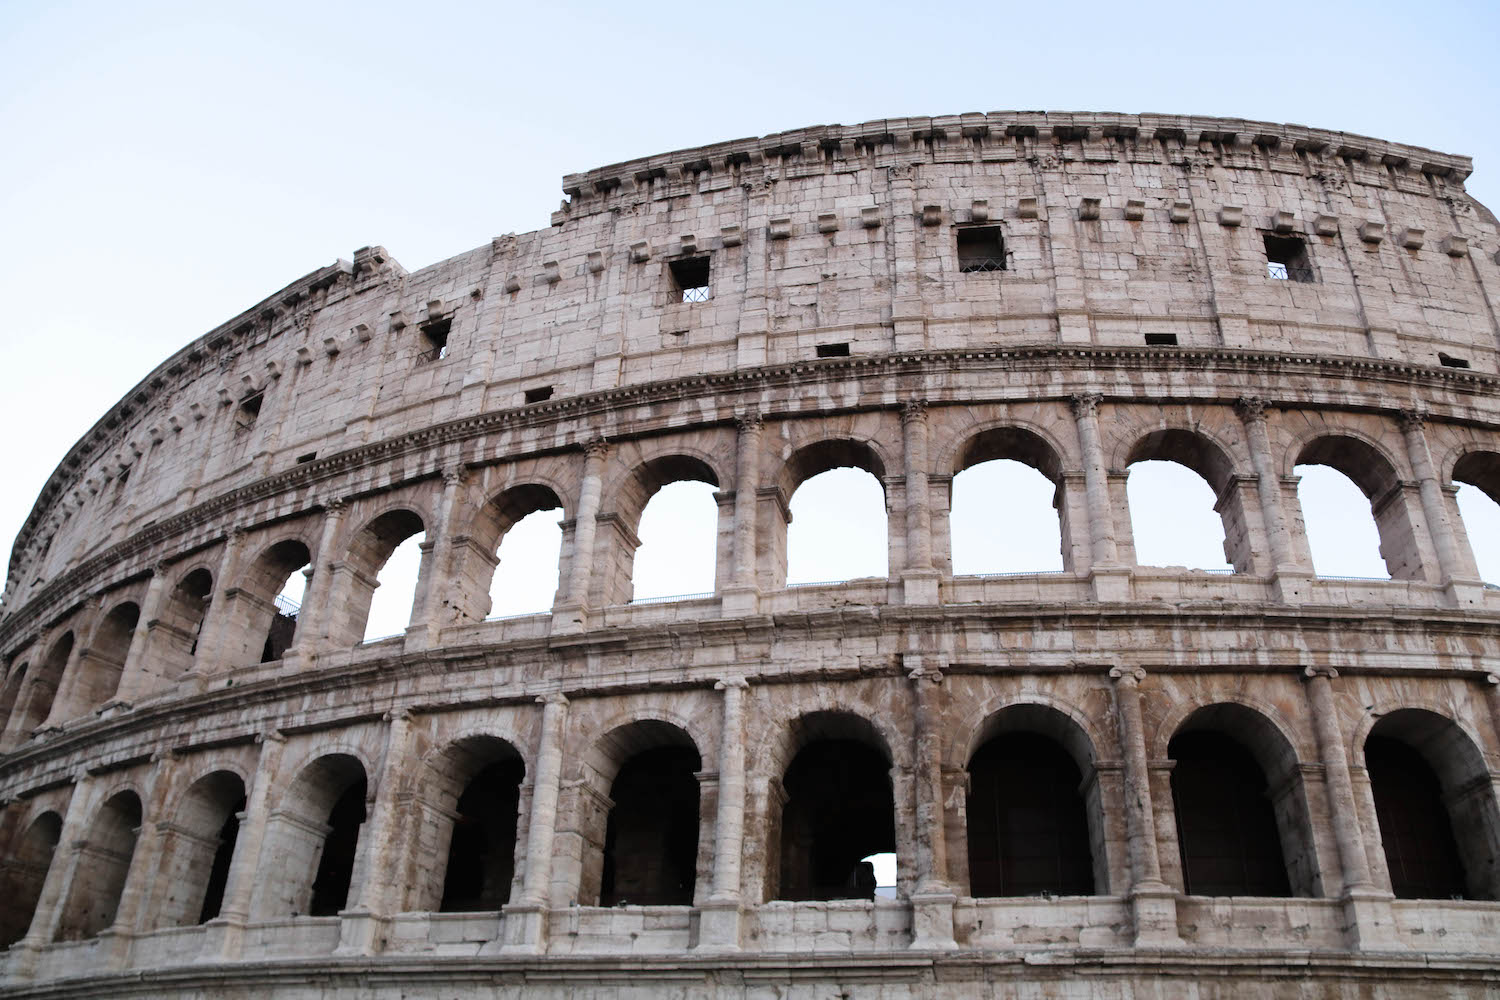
[1144,333,1178,346]
[816,342,850,358]
[524,386,554,404]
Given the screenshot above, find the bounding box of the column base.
[1443,577,1486,609]
[901,570,941,606]
[1127,881,1182,947]
[550,603,590,635]
[1341,888,1403,951]
[719,586,760,618]
[1271,569,1314,604]
[1089,566,1133,602]
[332,907,387,956]
[196,915,247,962]
[694,898,743,952]
[908,891,959,951]
[495,902,548,954]
[97,926,134,969]
[96,699,133,720]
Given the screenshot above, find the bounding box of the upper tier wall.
[7,112,1499,608]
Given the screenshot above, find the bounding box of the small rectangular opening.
[235,392,263,431]
[669,256,711,303]
[296,452,318,464]
[419,317,452,362]
[957,226,1006,273]
[525,385,554,403]
[815,342,850,358]
[1264,234,1313,282]
[1439,352,1471,369]
[1144,333,1178,346]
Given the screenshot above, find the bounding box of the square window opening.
[957,226,1006,273]
[525,385,554,404]
[1264,234,1313,282]
[670,256,711,303]
[816,342,850,358]
[236,392,263,431]
[1144,333,1178,346]
[419,318,452,362]
[1439,352,1471,369]
[296,452,318,464]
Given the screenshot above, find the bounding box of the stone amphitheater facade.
[3,111,1500,998]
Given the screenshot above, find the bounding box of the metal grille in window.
[957,226,1006,273]
[1263,235,1313,282]
[670,256,711,303]
[418,318,451,363]
[416,344,449,364]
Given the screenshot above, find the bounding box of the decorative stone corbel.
[542,260,561,284]
[817,213,839,234]
[1270,210,1296,233]
[720,224,743,246]
[264,361,282,380]
[1359,221,1385,244]
[587,251,605,273]
[1219,205,1243,227]
[1170,201,1191,223]
[504,275,522,293]
[970,199,989,224]
[860,207,881,229]
[630,241,652,262]
[1018,196,1039,220]
[352,322,372,343]
[1442,235,1468,257]
[1314,214,1339,236]
[295,346,313,366]
[1078,198,1101,221]
[920,205,942,227]
[1399,227,1425,250]
[322,337,340,357]
[679,234,698,256]
[1124,199,1145,221]
[768,218,792,240]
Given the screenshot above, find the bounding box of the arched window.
[966,705,1099,897]
[781,441,888,586]
[334,509,426,646]
[1452,452,1500,584]
[632,481,719,601]
[10,632,73,737]
[0,661,29,739]
[951,427,1068,574]
[0,811,61,947]
[70,601,140,713]
[56,790,142,941]
[1365,710,1500,901]
[219,539,310,666]
[776,713,895,901]
[427,737,525,913]
[250,754,367,919]
[1124,431,1241,572]
[575,721,702,907]
[1295,435,1413,580]
[154,568,213,684]
[478,485,565,619]
[153,770,246,928]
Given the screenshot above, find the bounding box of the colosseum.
[2,110,1499,998]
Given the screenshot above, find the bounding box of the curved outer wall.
[0,111,1499,996]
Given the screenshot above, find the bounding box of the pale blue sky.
[3,0,1498,619]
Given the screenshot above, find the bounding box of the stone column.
[552,441,607,633]
[501,692,568,953]
[721,414,763,617]
[1236,397,1311,602]
[336,708,414,955]
[200,729,285,961]
[101,750,178,967]
[1401,410,1483,606]
[1486,675,1500,754]
[907,660,957,950]
[1108,666,1180,945]
[8,772,95,980]
[298,496,347,658]
[1302,667,1401,949]
[112,562,171,706]
[697,678,749,951]
[901,402,940,605]
[406,467,466,650]
[1072,395,1130,600]
[188,526,247,682]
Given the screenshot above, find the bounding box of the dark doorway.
[197,797,245,923]
[600,746,700,906]
[1169,731,1291,896]
[779,740,895,900]
[440,758,524,911]
[967,733,1094,896]
[1367,735,1469,899]
[308,779,367,916]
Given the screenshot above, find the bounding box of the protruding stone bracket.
[1359,221,1386,244]
[1219,206,1243,227]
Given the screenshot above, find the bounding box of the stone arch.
[411,733,527,913]
[56,789,143,941]
[10,631,74,739]
[1293,432,1422,580]
[965,702,1105,897]
[67,599,141,715]
[771,710,897,902]
[1122,427,1250,572]
[0,659,30,739]
[329,506,428,645]
[1361,707,1500,900]
[947,424,1074,574]
[773,438,890,589]
[154,769,247,928]
[1448,450,1500,582]
[152,566,215,685]
[570,718,703,907]
[0,809,62,947]
[465,482,569,622]
[250,752,369,919]
[221,537,313,666]
[607,453,723,604]
[1166,702,1321,897]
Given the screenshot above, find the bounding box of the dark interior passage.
[0,812,61,946]
[308,778,367,916]
[600,746,700,906]
[197,797,245,923]
[967,733,1094,897]
[1367,735,1470,900]
[779,739,895,901]
[1169,731,1291,897]
[440,758,524,911]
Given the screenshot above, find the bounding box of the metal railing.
[959,257,1006,273]
[273,594,301,617]
[680,285,709,304]
[630,591,715,605]
[416,344,450,364]
[958,570,1068,580]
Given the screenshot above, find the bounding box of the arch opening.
[1295,435,1410,580]
[56,790,142,941]
[13,632,73,736]
[951,459,1065,575]
[782,441,888,586]
[631,480,719,602]
[252,753,367,919]
[1365,710,1499,900]
[435,738,525,913]
[224,539,311,666]
[1125,430,1242,572]
[155,770,247,928]
[155,568,213,684]
[483,486,565,619]
[335,508,426,646]
[72,601,140,713]
[0,811,62,947]
[1452,452,1500,584]
[0,661,29,740]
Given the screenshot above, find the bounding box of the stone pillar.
[8,772,95,979]
[721,414,763,617]
[697,678,749,951]
[1108,666,1180,945]
[101,750,178,967]
[1401,410,1483,607]
[1072,395,1130,600]
[900,402,940,605]
[112,562,171,706]
[501,692,568,953]
[298,497,347,658]
[406,467,466,649]
[200,729,285,961]
[906,659,957,950]
[1486,675,1500,754]
[188,526,247,682]
[1236,397,1312,602]
[336,708,415,955]
[1302,666,1400,950]
[552,441,607,633]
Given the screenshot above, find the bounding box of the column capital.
[1487,673,1500,687]
[227,522,249,542]
[442,465,468,488]
[321,495,347,514]
[1109,664,1146,686]
[1234,395,1270,422]
[536,691,569,708]
[735,411,763,433]
[1070,393,1102,418]
[714,677,750,692]
[907,665,944,685]
[150,559,171,578]
[581,437,610,459]
[1398,407,1429,432]
[383,706,412,723]
[901,399,929,424]
[256,728,287,746]
[1303,665,1340,681]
